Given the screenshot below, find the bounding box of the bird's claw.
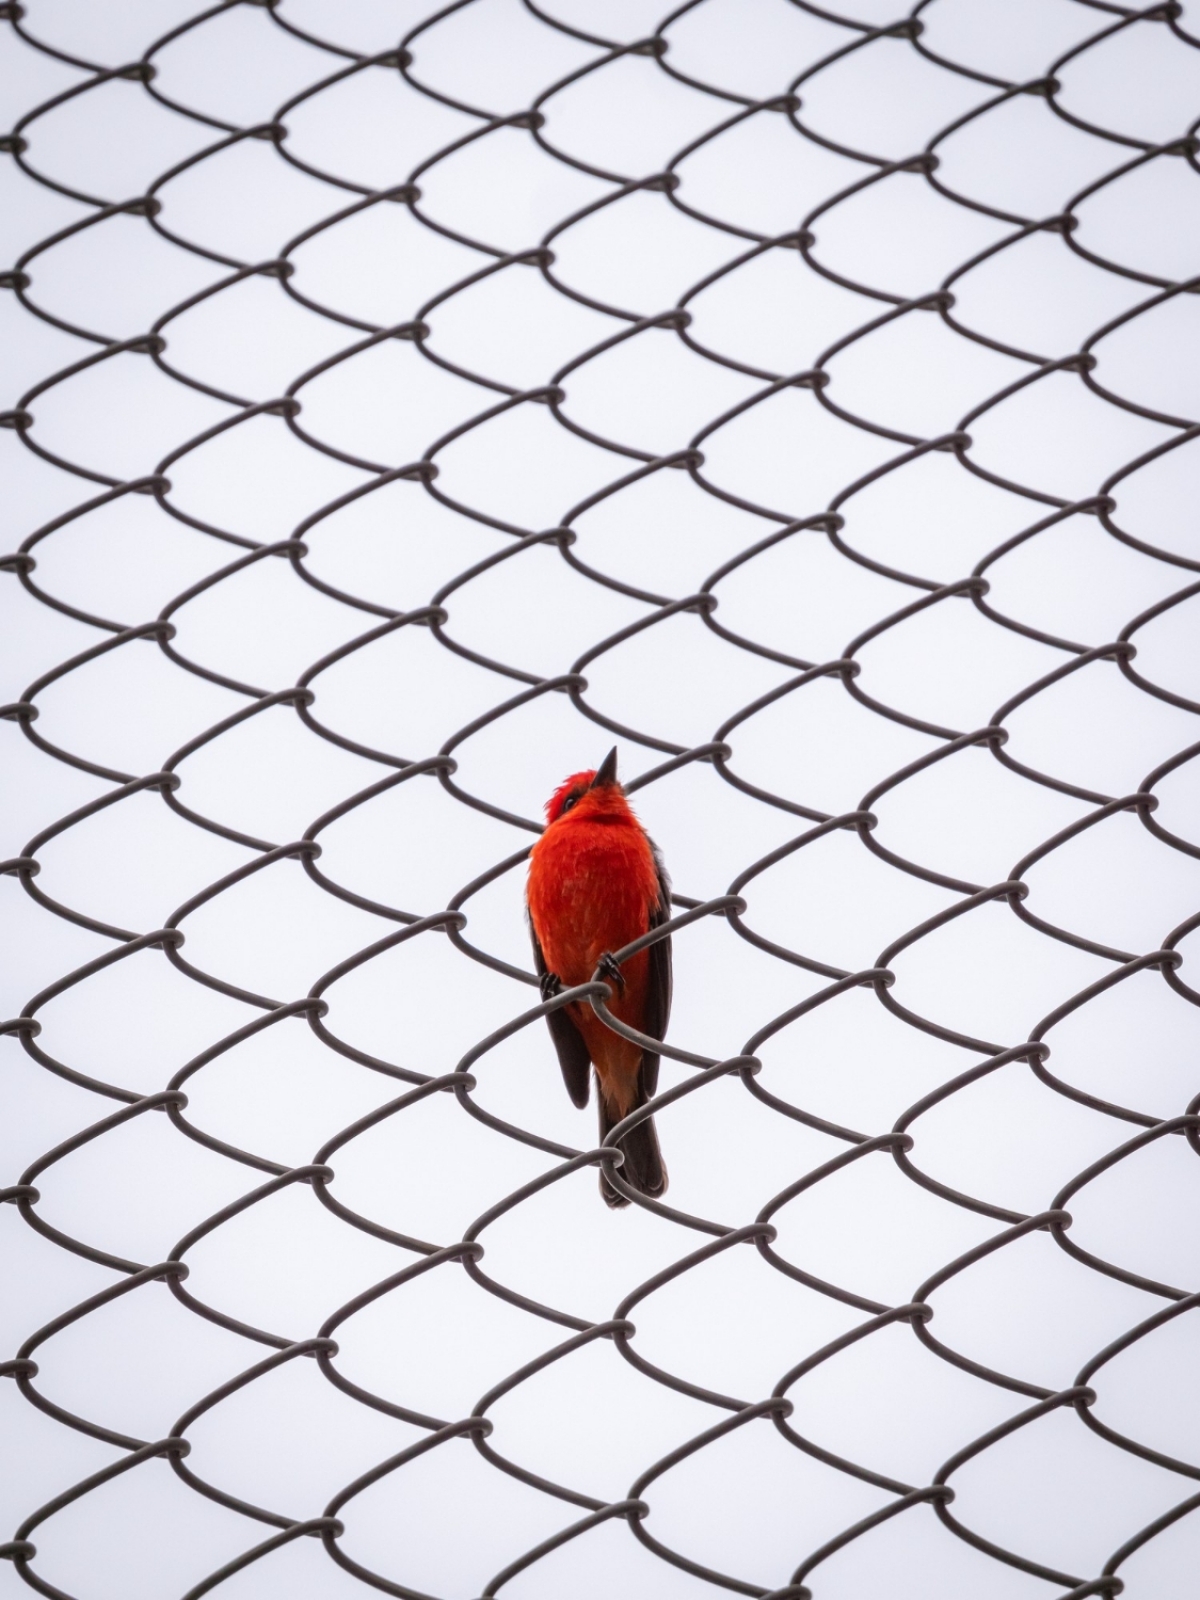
[539,970,564,1002]
[597,952,626,995]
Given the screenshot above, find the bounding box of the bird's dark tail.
[598,1088,667,1208]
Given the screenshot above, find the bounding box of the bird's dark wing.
[639,844,673,1101]
[530,922,591,1108]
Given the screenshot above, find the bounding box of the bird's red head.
[544,747,633,826]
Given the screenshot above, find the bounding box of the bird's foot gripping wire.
[539,970,563,1002]
[597,952,626,996]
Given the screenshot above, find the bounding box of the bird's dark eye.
[561,794,577,813]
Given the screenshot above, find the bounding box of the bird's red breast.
[527,769,661,1113]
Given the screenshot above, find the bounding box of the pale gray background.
[2,2,1200,1597]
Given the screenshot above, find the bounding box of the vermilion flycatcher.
[526,748,671,1207]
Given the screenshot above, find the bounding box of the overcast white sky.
[3,2,1200,1598]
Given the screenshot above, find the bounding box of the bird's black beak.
[590,747,619,789]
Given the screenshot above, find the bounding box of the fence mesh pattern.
[3,0,1200,1595]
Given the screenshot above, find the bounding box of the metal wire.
[2,0,1200,1594]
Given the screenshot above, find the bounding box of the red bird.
[526,748,671,1207]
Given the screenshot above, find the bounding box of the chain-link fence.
[3,0,1200,1596]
